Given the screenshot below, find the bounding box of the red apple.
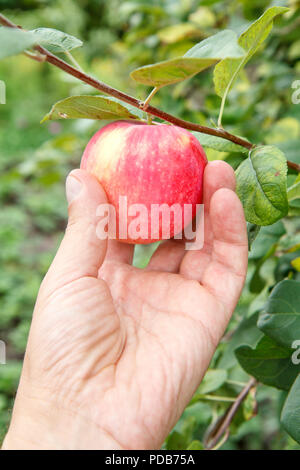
[81,120,207,244]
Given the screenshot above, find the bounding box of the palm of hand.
[20,161,247,450]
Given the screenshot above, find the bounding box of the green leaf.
[213,7,289,98]
[219,312,263,369]
[0,26,83,61]
[291,257,300,271]
[30,28,83,53]
[247,223,261,251]
[193,132,249,153]
[243,387,257,421]
[184,30,244,59]
[196,369,227,395]
[130,57,218,88]
[236,145,288,226]
[281,374,300,444]
[165,431,186,450]
[187,440,204,450]
[214,57,240,98]
[130,30,244,87]
[258,280,300,349]
[0,27,38,60]
[236,335,300,390]
[238,7,288,56]
[41,95,143,122]
[249,221,286,260]
[165,415,197,450]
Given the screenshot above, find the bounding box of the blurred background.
[0,0,300,450]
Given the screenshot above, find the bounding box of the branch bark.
[1,12,299,172]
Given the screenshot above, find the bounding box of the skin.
[2,160,248,450]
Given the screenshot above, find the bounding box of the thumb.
[42,169,108,294]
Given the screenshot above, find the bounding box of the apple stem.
[1,13,299,173]
[147,114,153,125]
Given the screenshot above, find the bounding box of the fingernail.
[66,174,83,205]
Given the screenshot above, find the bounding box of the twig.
[204,377,257,450]
[1,13,299,172]
[287,161,300,172]
[211,429,230,450]
[33,45,255,149]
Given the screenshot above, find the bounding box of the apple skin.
[80,120,207,244]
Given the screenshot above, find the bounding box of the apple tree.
[0,1,299,449]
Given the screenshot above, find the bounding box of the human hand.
[3,160,248,450]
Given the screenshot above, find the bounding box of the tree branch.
[286,160,300,172]
[34,45,255,149]
[204,377,258,450]
[1,12,299,172]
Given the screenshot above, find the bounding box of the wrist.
[2,385,123,450]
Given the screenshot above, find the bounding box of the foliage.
[236,145,288,226]
[42,95,144,122]
[1,0,300,450]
